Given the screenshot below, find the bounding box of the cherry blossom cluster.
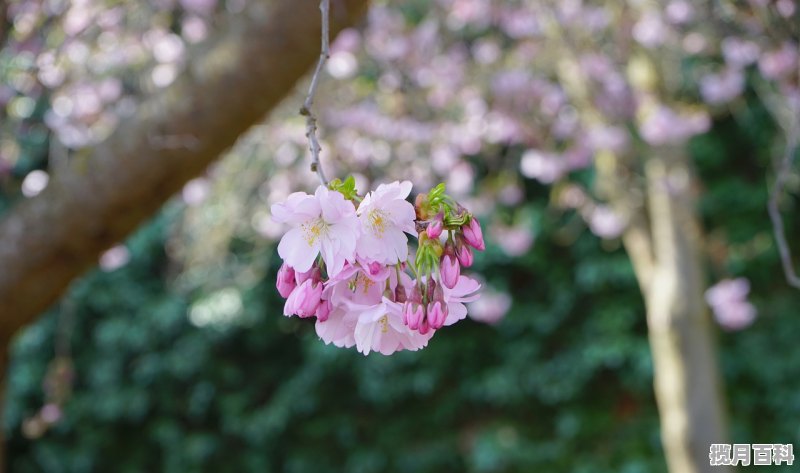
[271,178,485,355]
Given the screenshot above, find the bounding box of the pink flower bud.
[315,299,332,322]
[418,318,431,335]
[456,244,474,267]
[426,301,447,329]
[462,217,485,251]
[440,255,460,289]
[276,263,296,298]
[403,302,425,330]
[294,267,316,285]
[426,215,444,239]
[284,279,322,317]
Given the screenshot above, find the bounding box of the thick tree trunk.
[0,0,369,346]
[0,3,368,467]
[643,148,729,473]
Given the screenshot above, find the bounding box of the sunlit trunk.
[642,147,730,473]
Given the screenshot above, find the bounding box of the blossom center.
[368,209,389,238]
[379,315,389,333]
[301,218,328,246]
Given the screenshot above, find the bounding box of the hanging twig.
[300,0,331,185]
[767,111,800,289]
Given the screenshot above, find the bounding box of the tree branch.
[767,114,800,288]
[300,0,331,185]
[0,0,369,345]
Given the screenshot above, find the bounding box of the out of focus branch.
[767,116,800,289]
[0,0,8,49]
[0,0,369,345]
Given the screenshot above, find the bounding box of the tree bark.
[642,147,730,473]
[0,0,369,353]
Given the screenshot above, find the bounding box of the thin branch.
[767,114,800,289]
[300,0,330,186]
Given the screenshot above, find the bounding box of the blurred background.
[1,0,799,471]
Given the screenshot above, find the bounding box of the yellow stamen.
[368,209,388,238]
[301,219,326,246]
[354,273,374,294]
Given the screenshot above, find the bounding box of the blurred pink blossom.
[776,0,796,17]
[586,205,625,239]
[721,37,760,67]
[99,245,131,271]
[700,68,745,104]
[179,0,216,15]
[491,224,534,257]
[705,278,757,331]
[639,106,710,145]
[468,288,511,325]
[665,0,694,24]
[182,178,211,206]
[520,149,564,184]
[331,29,361,54]
[759,42,798,80]
[633,12,669,48]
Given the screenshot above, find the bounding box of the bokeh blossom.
[705,278,757,331]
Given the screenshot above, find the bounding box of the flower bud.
[462,217,485,251]
[426,214,444,239]
[456,244,474,267]
[440,254,460,289]
[284,279,322,317]
[276,263,296,298]
[418,318,431,335]
[427,301,447,329]
[403,302,425,330]
[315,299,332,322]
[295,267,318,285]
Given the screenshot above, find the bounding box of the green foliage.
[5,97,800,473]
[328,176,360,202]
[5,202,665,472]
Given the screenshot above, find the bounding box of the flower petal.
[277,227,319,273]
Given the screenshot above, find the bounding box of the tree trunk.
[643,147,730,473]
[0,3,369,468]
[0,0,369,347]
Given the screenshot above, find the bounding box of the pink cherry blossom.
[354,296,433,355]
[315,307,358,348]
[272,180,487,354]
[356,180,417,264]
[442,275,482,326]
[317,265,432,355]
[271,186,360,277]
